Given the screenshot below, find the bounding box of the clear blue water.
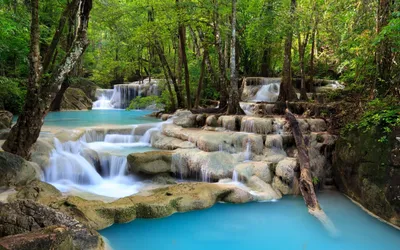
[13,110,158,128]
[100,190,400,250]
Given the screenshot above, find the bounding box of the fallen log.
[285,108,321,212]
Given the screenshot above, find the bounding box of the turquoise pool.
[13,110,158,128]
[100,190,400,250]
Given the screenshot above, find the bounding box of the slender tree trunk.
[309,26,317,93]
[213,0,228,109]
[376,0,393,95]
[227,0,244,115]
[178,25,191,109]
[2,0,93,159]
[278,0,298,102]
[195,49,208,108]
[49,79,70,111]
[298,33,309,101]
[155,41,183,108]
[189,26,200,57]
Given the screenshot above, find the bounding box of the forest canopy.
[0,0,399,112]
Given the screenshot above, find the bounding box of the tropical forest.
[0,0,399,249]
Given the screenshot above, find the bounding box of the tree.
[2,0,93,159]
[227,0,244,115]
[278,0,298,102]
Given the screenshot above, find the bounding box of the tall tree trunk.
[178,25,191,109]
[298,32,309,101]
[195,49,208,108]
[2,0,93,159]
[309,25,317,93]
[278,0,298,102]
[376,0,393,95]
[155,41,183,108]
[213,0,228,109]
[227,0,244,115]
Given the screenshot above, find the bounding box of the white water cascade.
[44,123,167,198]
[93,78,161,109]
[252,82,280,102]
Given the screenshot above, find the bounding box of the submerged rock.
[0,152,42,187]
[56,183,258,230]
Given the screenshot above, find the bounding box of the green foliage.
[312,176,320,185]
[0,77,26,114]
[344,98,400,143]
[127,96,163,110]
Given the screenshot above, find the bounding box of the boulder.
[0,152,42,187]
[0,110,12,129]
[127,151,173,175]
[60,88,93,110]
[69,77,99,101]
[0,200,103,249]
[234,161,272,183]
[272,176,292,195]
[247,176,282,200]
[30,138,54,169]
[275,158,298,183]
[8,180,61,205]
[221,186,254,203]
[173,110,195,128]
[151,132,196,150]
[205,115,218,127]
[151,173,177,185]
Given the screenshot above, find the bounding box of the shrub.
[0,77,26,114]
[127,96,163,110]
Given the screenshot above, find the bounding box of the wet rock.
[272,176,291,195]
[217,116,239,131]
[205,115,218,127]
[59,183,255,230]
[0,152,42,187]
[334,127,400,227]
[247,176,282,200]
[151,132,196,150]
[173,110,195,128]
[0,110,12,129]
[61,88,93,110]
[161,114,172,121]
[240,117,273,134]
[9,180,62,204]
[221,187,254,203]
[127,151,173,175]
[151,173,177,185]
[234,161,272,183]
[275,158,298,183]
[0,200,103,249]
[30,138,54,169]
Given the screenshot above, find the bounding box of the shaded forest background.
[0,0,399,114]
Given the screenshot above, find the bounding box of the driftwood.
[285,108,321,212]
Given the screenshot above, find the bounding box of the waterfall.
[92,78,161,110]
[104,134,135,143]
[253,83,280,102]
[244,141,252,161]
[45,139,104,185]
[232,170,239,182]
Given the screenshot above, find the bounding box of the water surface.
[14,110,157,128]
[100,190,400,250]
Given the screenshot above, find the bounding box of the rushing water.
[100,190,400,250]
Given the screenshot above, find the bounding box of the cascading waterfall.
[44,123,166,198]
[252,82,280,102]
[232,170,239,182]
[92,79,161,110]
[244,141,252,161]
